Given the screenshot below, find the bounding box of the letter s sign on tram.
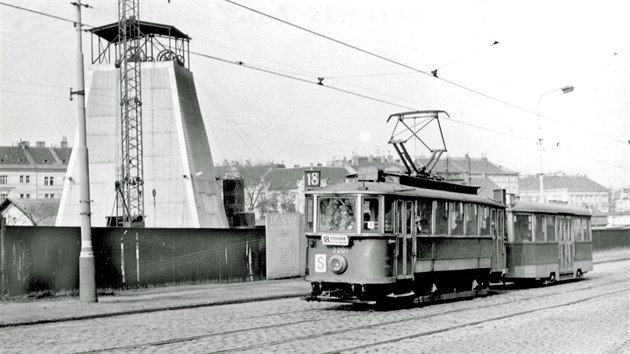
[305,170,321,188]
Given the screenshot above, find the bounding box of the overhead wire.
[0,1,93,28]
[223,0,628,147]
[2,1,626,172]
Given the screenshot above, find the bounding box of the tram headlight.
[329,255,348,274]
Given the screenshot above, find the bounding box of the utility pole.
[71,0,97,302]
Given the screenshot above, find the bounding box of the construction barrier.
[0,224,265,297]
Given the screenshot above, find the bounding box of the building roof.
[0,145,71,171]
[266,166,350,190]
[519,174,608,192]
[0,198,60,226]
[417,156,518,175]
[470,177,501,199]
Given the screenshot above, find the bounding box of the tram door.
[394,200,415,279]
[491,208,506,271]
[559,217,574,274]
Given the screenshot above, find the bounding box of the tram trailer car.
[304,172,508,303]
[505,202,593,283]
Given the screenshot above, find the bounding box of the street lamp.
[537,85,574,203]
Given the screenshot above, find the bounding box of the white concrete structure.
[57,61,228,228]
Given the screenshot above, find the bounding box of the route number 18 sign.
[304,170,321,188]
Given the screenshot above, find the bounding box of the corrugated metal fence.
[0,219,265,296]
[592,226,630,251]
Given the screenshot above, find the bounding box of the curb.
[0,292,309,328]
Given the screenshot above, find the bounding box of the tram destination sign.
[321,234,349,246]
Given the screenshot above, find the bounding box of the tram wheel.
[546,273,556,284]
[576,269,583,278]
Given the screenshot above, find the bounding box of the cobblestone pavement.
[1,254,628,353]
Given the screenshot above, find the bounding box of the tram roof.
[508,201,591,216]
[306,181,504,207]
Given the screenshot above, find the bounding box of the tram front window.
[319,197,357,233]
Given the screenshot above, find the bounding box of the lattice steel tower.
[115,0,144,227]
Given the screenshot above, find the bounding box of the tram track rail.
[73,273,629,354]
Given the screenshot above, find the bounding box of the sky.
[1,0,628,188]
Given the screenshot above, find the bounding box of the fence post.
[0,216,7,297]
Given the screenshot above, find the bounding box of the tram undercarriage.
[306,269,492,305]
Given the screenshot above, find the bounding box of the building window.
[44,176,54,186]
[0,175,7,184]
[0,193,7,201]
[20,175,30,184]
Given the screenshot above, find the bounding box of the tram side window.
[384,199,394,233]
[449,202,464,236]
[319,197,356,233]
[480,206,491,236]
[362,197,380,232]
[305,196,314,232]
[546,215,556,241]
[435,200,449,235]
[583,219,591,241]
[535,215,545,242]
[465,203,479,236]
[514,214,532,242]
[573,218,583,241]
[498,210,505,241]
[416,199,432,235]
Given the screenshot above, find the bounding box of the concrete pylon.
[56,61,229,228]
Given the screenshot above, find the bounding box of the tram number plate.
[321,234,349,246]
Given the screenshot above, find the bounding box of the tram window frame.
[435,200,449,235]
[546,215,557,242]
[361,196,381,233]
[305,196,314,232]
[514,213,533,242]
[480,206,491,236]
[535,214,545,242]
[317,196,357,233]
[416,199,433,235]
[465,203,479,236]
[449,201,464,236]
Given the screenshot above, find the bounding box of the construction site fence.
[0,221,266,297]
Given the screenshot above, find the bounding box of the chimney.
[60,136,68,148]
[36,141,46,148]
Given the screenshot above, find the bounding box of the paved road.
[1,258,628,353]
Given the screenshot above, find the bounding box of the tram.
[505,201,593,283]
[304,169,507,302]
[303,111,593,304]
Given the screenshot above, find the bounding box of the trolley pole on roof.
[72,0,97,303]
